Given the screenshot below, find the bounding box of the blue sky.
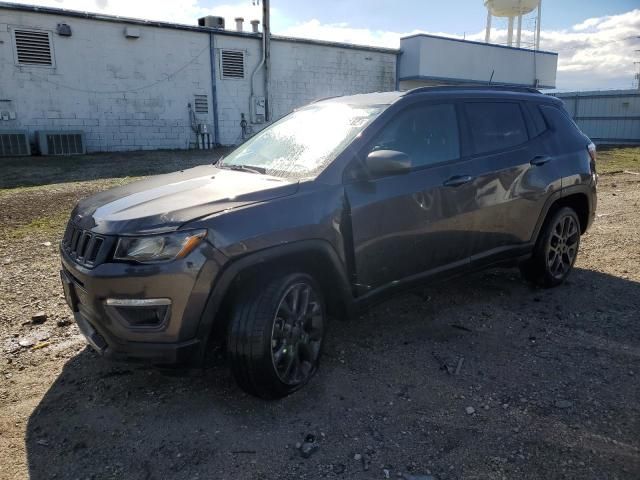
[8,1,640,91]
[224,0,639,34]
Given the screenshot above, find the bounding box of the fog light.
[105,298,171,329]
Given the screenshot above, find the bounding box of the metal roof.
[0,1,399,55]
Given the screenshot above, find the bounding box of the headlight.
[114,230,207,264]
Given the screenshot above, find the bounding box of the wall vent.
[194,95,209,114]
[13,29,54,66]
[220,50,245,79]
[0,130,31,157]
[36,131,86,156]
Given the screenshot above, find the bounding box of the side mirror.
[365,150,411,176]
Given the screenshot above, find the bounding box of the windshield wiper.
[219,163,266,175]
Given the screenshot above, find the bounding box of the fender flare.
[530,184,595,245]
[193,239,355,363]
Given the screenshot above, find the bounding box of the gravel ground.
[0,151,639,480]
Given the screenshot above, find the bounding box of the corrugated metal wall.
[553,90,640,145]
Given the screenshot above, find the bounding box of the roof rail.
[403,85,542,96]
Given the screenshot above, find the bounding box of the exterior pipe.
[263,0,271,122]
[249,21,266,123]
[209,32,220,146]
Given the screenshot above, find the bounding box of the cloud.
[278,9,640,91]
[6,1,640,90]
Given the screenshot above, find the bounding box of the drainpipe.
[249,12,266,123]
[209,32,220,146]
[263,0,271,122]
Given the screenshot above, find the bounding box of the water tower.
[484,0,542,49]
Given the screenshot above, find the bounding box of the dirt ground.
[0,149,639,480]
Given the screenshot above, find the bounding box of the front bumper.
[60,241,224,365]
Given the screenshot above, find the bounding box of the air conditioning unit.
[198,16,225,29]
[0,130,30,156]
[36,130,85,156]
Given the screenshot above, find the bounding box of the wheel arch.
[194,240,355,362]
[532,186,594,245]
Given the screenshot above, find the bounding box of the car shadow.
[25,267,640,479]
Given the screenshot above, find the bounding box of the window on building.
[465,102,528,155]
[368,103,460,168]
[13,28,54,67]
[220,50,244,79]
[194,95,209,114]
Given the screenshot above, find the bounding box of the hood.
[72,165,299,234]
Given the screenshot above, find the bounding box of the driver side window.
[369,103,460,168]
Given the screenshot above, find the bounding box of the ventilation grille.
[36,131,85,156]
[221,50,244,79]
[0,131,30,156]
[14,29,53,66]
[194,95,209,114]
[62,222,109,268]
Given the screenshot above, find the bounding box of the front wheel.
[226,272,326,399]
[520,207,581,287]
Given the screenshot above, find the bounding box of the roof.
[316,85,561,106]
[401,33,558,57]
[0,1,399,55]
[553,89,640,98]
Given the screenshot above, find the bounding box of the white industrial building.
[0,1,560,154]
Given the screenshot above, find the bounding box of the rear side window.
[465,102,528,155]
[539,104,585,141]
[526,103,548,138]
[368,103,460,168]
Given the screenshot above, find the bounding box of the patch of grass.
[7,211,69,240]
[0,148,229,190]
[597,146,640,174]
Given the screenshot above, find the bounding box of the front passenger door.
[344,102,477,295]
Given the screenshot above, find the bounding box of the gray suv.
[60,86,597,398]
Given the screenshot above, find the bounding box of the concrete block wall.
[0,10,213,152]
[1,6,397,151]
[212,36,397,145]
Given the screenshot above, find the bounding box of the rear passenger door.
[463,100,561,262]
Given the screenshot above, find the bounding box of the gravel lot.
[0,149,639,480]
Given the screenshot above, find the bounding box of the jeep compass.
[60,86,597,398]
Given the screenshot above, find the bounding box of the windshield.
[220,103,385,179]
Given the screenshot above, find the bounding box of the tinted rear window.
[539,104,585,140]
[465,102,528,155]
[527,103,548,138]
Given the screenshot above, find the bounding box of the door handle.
[443,175,474,187]
[531,155,552,166]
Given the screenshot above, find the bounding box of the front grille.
[62,223,109,268]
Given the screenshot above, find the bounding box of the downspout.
[263,0,271,122]
[209,31,220,146]
[249,3,267,123]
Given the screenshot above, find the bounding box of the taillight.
[587,142,597,162]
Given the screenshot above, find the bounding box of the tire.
[520,206,581,288]
[226,272,326,399]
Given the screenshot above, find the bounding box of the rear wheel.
[227,272,326,399]
[520,207,581,287]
